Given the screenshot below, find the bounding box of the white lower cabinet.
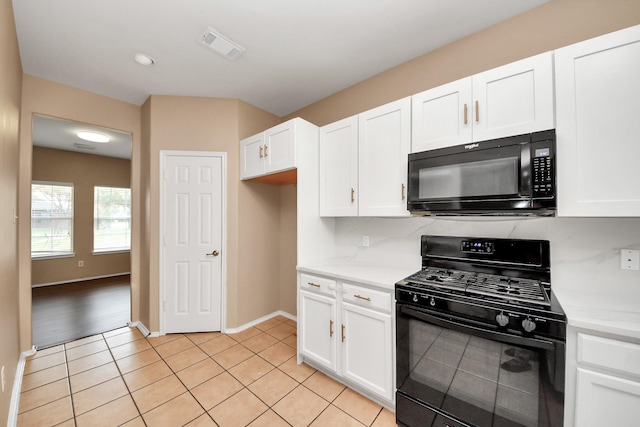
[298,272,395,407]
[299,290,337,372]
[575,368,640,426]
[341,302,393,402]
[566,329,640,426]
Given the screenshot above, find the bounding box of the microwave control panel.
[532,145,554,197]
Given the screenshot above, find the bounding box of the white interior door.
[161,151,225,334]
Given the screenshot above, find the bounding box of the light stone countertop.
[554,288,640,341]
[297,264,417,291]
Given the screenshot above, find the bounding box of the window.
[94,186,131,252]
[31,181,74,258]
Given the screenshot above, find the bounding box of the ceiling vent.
[73,142,96,151]
[199,27,245,61]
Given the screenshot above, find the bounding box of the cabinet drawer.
[342,283,392,313]
[578,333,640,377]
[300,273,336,297]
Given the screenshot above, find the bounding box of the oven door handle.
[400,305,556,351]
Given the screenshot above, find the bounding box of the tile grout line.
[62,345,78,426]
[22,319,392,426]
[102,330,149,426]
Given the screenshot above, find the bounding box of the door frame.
[159,150,227,335]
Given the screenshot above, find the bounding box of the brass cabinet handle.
[341,324,345,342]
[354,294,371,302]
[351,188,355,203]
[475,100,479,122]
[307,282,321,288]
[206,250,220,256]
[264,145,269,157]
[401,183,406,201]
[330,320,334,337]
[259,146,264,158]
[464,103,468,125]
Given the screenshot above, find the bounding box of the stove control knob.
[496,312,509,327]
[522,318,537,333]
[412,294,418,303]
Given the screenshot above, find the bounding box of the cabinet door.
[240,133,265,180]
[341,302,393,401]
[264,119,296,174]
[299,290,337,372]
[575,368,640,426]
[319,116,358,216]
[555,25,640,216]
[472,52,554,142]
[358,97,411,217]
[411,78,472,152]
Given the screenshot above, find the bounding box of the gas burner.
[467,274,550,306]
[404,268,550,307]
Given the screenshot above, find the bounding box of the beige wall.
[279,184,297,315]
[0,0,22,422]
[31,146,131,285]
[19,76,141,350]
[145,96,281,331]
[289,0,640,126]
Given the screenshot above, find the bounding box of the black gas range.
[396,236,566,427]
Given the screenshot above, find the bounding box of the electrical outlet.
[1,366,5,392]
[620,249,640,270]
[362,235,370,247]
[78,260,84,267]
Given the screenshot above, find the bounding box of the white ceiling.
[13,0,548,118]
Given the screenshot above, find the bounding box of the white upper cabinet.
[411,78,472,152]
[472,52,555,142]
[319,116,359,216]
[319,98,410,217]
[240,117,312,181]
[264,120,297,174]
[240,133,266,180]
[358,97,411,217]
[555,25,640,217]
[411,52,555,152]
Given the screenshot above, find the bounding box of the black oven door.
[396,304,564,427]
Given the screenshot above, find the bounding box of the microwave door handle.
[520,144,531,196]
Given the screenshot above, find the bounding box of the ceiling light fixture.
[133,52,155,66]
[77,131,110,143]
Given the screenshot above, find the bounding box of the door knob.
[206,250,220,256]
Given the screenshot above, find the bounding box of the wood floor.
[32,275,131,349]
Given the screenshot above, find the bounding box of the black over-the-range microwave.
[407,129,556,216]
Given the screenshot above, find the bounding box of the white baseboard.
[128,321,150,337]
[131,310,296,337]
[7,346,37,427]
[224,310,296,334]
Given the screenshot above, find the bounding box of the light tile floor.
[18,315,397,427]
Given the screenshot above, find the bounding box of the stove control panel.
[461,240,494,254]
